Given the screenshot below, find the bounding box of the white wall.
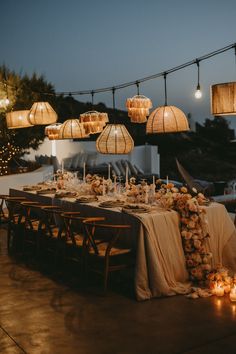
[0,165,54,195]
[24,139,160,175]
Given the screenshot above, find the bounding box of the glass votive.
[214,284,225,297]
[229,287,236,302]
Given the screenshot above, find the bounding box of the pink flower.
[193,239,202,249]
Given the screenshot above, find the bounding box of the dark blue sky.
[1,0,236,128]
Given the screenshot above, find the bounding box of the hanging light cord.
[164,73,167,106]
[136,81,140,96]
[112,87,116,110]
[1,41,236,97]
[196,59,200,89]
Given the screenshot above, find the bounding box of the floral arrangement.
[86,174,112,195]
[155,183,212,283]
[126,180,151,204]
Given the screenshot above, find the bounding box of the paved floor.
[1,227,236,354]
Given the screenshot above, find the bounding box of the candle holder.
[213,284,225,297]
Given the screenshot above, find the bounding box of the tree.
[0,66,55,174]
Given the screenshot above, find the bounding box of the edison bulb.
[195,86,202,99]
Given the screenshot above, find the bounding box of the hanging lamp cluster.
[4,41,236,154]
[6,101,58,129]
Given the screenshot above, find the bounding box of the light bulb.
[195,85,202,99]
[5,98,10,106]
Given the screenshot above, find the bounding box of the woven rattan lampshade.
[211,82,236,115]
[28,102,58,125]
[126,95,152,123]
[146,105,190,133]
[79,111,107,135]
[45,123,62,140]
[82,121,105,135]
[80,110,109,123]
[96,124,134,154]
[58,119,88,139]
[6,110,33,129]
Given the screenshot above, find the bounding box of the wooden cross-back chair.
[5,196,28,252]
[60,213,105,275]
[83,219,134,292]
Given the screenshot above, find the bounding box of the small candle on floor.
[214,284,224,297]
[230,286,236,302]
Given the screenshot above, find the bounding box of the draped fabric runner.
[134,203,236,300]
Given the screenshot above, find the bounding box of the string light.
[194,60,202,99]
[0,42,235,98]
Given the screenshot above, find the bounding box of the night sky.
[1,0,236,129]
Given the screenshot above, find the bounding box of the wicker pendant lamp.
[146,105,190,133]
[211,47,236,115]
[96,88,134,154]
[58,119,88,139]
[126,82,152,123]
[80,110,109,124]
[96,124,134,154]
[45,123,62,140]
[80,109,108,135]
[146,73,189,134]
[211,82,236,115]
[6,110,33,129]
[28,102,58,125]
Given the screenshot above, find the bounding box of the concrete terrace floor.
[1,227,236,354]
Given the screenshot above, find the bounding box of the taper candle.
[83,162,86,183]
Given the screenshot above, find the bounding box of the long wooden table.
[10,188,236,301]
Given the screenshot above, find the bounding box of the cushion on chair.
[116,160,125,177]
[63,157,73,171]
[71,152,82,170]
[66,234,84,246]
[89,242,131,257]
[121,160,131,177]
[110,161,120,176]
[133,164,144,175]
[86,152,98,167]
[127,161,138,176]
